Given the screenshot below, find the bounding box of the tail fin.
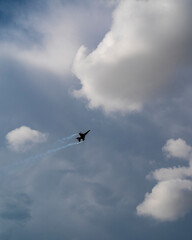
[76,137,81,142]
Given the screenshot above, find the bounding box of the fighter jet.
[76,130,90,142]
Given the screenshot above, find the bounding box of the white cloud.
[137,138,192,221]
[0,1,112,76]
[147,166,192,182]
[6,126,47,152]
[0,5,79,76]
[73,0,192,113]
[137,179,192,221]
[162,138,192,160]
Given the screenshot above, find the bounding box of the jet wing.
[84,130,90,135]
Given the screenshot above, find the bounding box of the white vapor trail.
[0,134,80,177]
[54,134,78,146]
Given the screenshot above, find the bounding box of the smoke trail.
[0,135,80,177]
[54,134,78,146]
[32,141,80,160]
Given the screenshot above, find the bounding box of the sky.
[0,0,192,239]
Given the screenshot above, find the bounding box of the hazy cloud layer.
[73,0,192,113]
[0,0,112,76]
[137,138,192,221]
[6,126,47,152]
[0,193,31,221]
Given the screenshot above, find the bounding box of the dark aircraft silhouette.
[76,130,90,142]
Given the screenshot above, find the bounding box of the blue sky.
[0,0,192,239]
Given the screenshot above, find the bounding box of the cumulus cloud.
[147,166,192,182]
[6,126,47,152]
[162,138,192,160]
[73,0,192,113]
[137,179,192,221]
[137,138,192,221]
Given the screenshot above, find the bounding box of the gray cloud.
[0,193,31,221]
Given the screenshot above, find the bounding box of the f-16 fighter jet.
[76,130,90,142]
